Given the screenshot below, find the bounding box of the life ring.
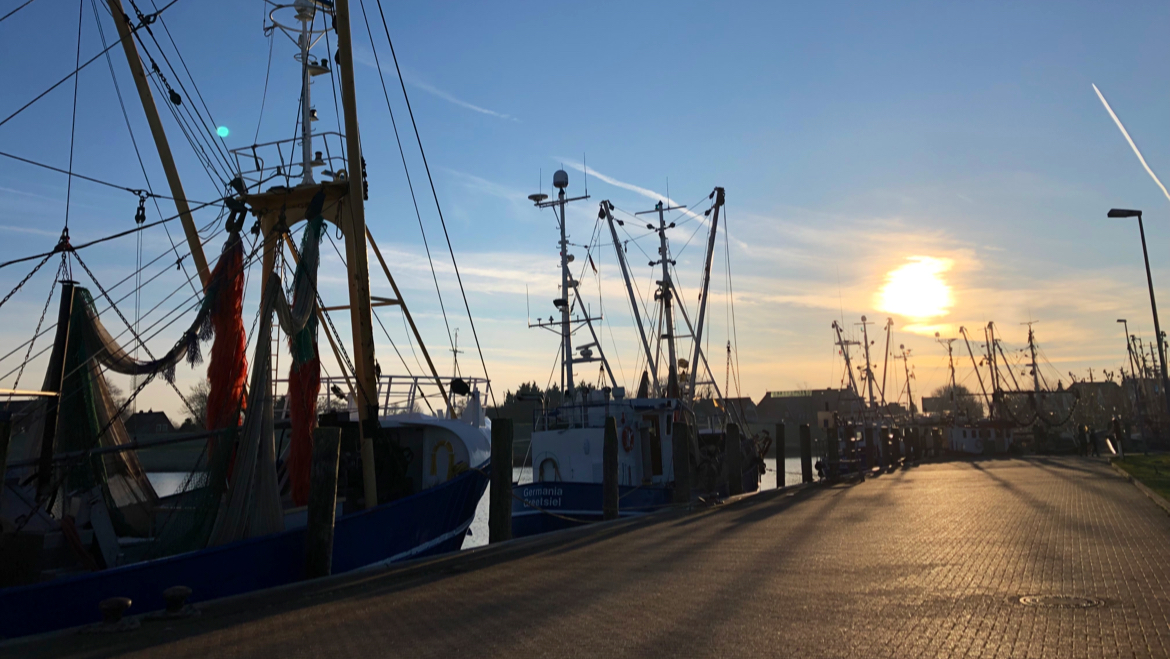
[622,427,635,453]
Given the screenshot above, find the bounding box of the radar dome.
[553,169,569,189]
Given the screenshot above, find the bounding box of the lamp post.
[1108,208,1170,425]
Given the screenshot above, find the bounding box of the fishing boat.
[0,0,490,638]
[512,178,763,537]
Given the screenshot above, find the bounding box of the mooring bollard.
[304,426,341,580]
[490,418,514,543]
[673,421,692,504]
[726,423,743,496]
[603,416,619,520]
[799,424,813,483]
[775,423,785,490]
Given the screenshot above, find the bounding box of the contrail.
[560,161,708,225]
[1092,83,1170,203]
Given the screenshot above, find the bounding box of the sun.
[876,256,954,319]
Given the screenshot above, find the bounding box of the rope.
[371,0,495,407]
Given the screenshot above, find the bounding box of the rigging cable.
[355,0,454,360]
[371,0,494,406]
[0,0,38,23]
[63,0,85,231]
[89,0,199,296]
[0,0,182,131]
[0,197,225,271]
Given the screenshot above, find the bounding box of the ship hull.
[510,480,673,538]
[0,466,487,639]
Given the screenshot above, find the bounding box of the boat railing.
[271,373,489,422]
[229,132,348,194]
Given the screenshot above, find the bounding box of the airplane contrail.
[1092,83,1170,203]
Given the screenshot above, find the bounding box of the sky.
[3,0,1170,421]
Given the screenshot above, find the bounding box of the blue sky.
[3,0,1170,418]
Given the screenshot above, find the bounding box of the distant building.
[693,397,759,429]
[125,410,176,435]
[755,388,861,430]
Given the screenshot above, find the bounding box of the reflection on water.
[462,458,804,550]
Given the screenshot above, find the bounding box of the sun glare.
[877,256,954,319]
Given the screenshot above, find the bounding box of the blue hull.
[0,466,488,639]
[511,481,673,538]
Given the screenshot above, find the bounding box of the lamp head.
[1108,208,1142,218]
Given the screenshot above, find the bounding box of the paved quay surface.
[9,456,1170,658]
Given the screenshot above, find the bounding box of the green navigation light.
[216,126,230,138]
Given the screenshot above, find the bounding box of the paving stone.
[8,457,1170,658]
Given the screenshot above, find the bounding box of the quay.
[9,456,1170,658]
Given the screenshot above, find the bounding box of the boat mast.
[334,0,380,508]
[859,316,876,408]
[106,0,209,287]
[296,1,315,185]
[1024,320,1041,392]
[879,318,893,406]
[960,326,992,416]
[601,201,660,395]
[687,187,724,402]
[638,201,686,398]
[529,171,588,398]
[832,320,861,402]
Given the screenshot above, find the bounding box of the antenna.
[583,153,588,196]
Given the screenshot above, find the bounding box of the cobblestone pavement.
[11,457,1170,658]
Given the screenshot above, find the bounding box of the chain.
[9,259,64,397]
[0,251,54,312]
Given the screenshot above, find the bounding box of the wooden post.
[826,422,839,481]
[0,411,10,502]
[490,419,514,542]
[775,423,785,489]
[879,426,890,470]
[799,424,813,483]
[603,417,619,520]
[334,0,380,509]
[672,421,691,504]
[106,0,209,288]
[304,426,341,579]
[726,423,743,496]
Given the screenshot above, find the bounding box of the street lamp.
[1108,208,1170,424]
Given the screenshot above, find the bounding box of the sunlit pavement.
[12,456,1170,658]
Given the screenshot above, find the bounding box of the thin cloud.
[351,44,516,121]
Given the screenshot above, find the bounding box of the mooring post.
[775,423,785,489]
[799,424,813,483]
[604,416,619,520]
[726,423,744,496]
[879,426,890,470]
[0,411,9,491]
[304,426,342,580]
[672,421,692,504]
[490,418,514,543]
[826,422,840,481]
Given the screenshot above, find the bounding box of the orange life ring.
[622,427,635,453]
